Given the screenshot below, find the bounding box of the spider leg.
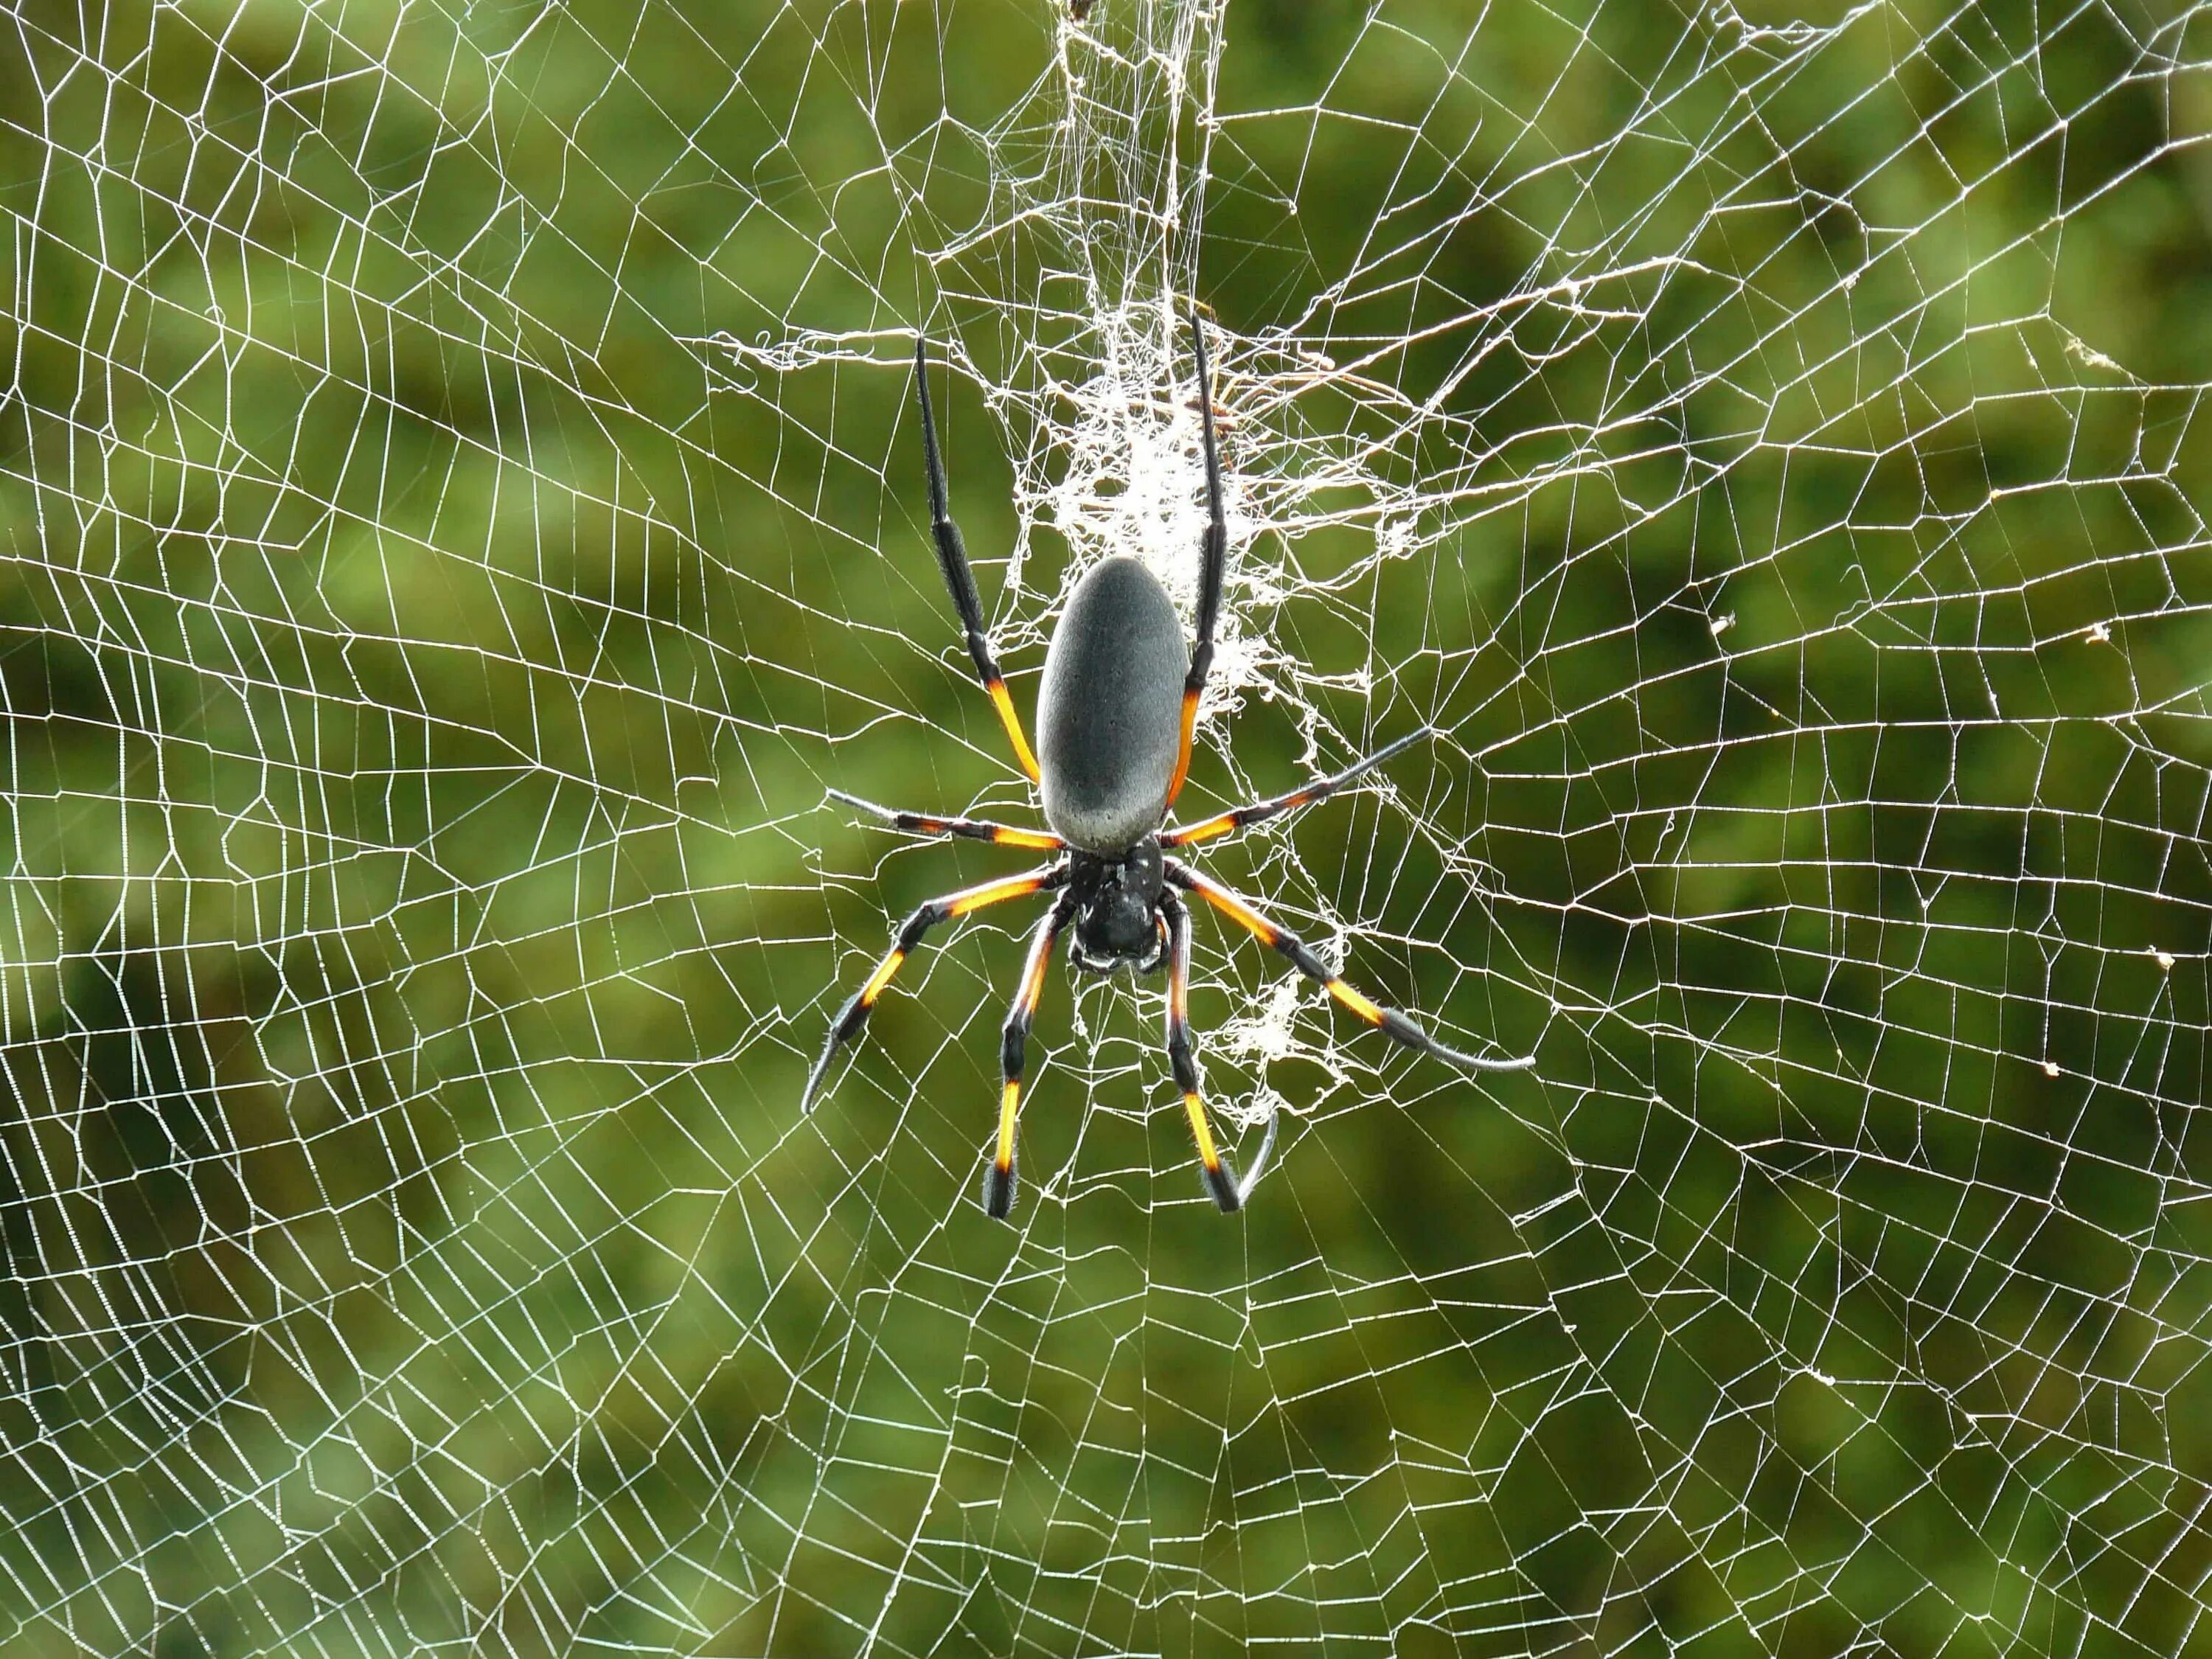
[829,789,1064,852]
[983,890,1077,1218]
[1162,889,1272,1212]
[801,860,1070,1112]
[1166,309,1226,808]
[1163,727,1435,849]
[914,339,1042,783]
[1164,858,1537,1073]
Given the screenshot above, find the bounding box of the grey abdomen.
[1037,555,1188,852]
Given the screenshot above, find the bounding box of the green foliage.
[1,0,2208,1653]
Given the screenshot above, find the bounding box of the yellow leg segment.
[1166,685,1200,804]
[989,680,1042,783]
[995,1080,1022,1176]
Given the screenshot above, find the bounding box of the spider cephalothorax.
[1068,844,1167,975]
[805,312,1536,1220]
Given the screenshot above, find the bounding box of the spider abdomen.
[1036,554,1187,852]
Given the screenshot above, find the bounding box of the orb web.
[1,0,2208,1654]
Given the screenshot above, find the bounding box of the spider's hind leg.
[913,340,1042,783]
[1166,311,1227,809]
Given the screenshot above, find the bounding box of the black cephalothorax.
[1068,842,1166,974]
[805,310,1537,1221]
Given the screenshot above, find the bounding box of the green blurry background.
[3,0,2210,1653]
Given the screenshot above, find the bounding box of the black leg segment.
[914,340,1042,782]
[1163,889,1247,1211]
[1164,727,1436,848]
[1166,310,1226,807]
[1165,859,1536,1074]
[829,788,1063,852]
[802,861,1069,1112]
[984,890,1077,1218]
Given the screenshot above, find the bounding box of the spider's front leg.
[1162,888,1274,1212]
[1166,859,1536,1073]
[984,890,1077,1218]
[802,862,1068,1112]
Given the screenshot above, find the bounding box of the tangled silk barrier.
[1,0,2208,1653]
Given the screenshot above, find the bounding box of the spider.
[804,314,1535,1217]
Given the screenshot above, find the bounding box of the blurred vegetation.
[1,0,2209,1653]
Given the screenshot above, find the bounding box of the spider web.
[3,0,2209,1652]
